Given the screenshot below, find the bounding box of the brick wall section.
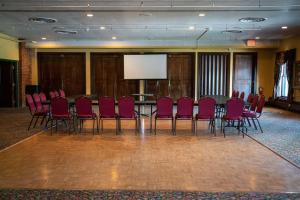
[19,42,32,107]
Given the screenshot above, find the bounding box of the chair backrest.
[54,90,60,97]
[51,97,69,116]
[39,92,47,102]
[256,95,265,114]
[49,91,56,99]
[118,96,135,118]
[32,93,43,112]
[231,90,236,98]
[176,96,194,117]
[235,91,240,98]
[247,93,254,103]
[156,96,173,116]
[225,98,244,118]
[59,89,66,98]
[75,96,93,117]
[239,92,245,100]
[99,96,116,117]
[250,95,259,111]
[26,95,36,114]
[198,97,216,118]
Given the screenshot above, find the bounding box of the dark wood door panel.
[91,53,139,99]
[233,52,257,96]
[145,53,195,100]
[38,53,86,97]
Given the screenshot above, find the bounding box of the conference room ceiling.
[0,0,300,47]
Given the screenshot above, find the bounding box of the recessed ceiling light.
[87,13,93,17]
[28,17,57,24]
[255,36,260,40]
[54,30,77,35]
[32,41,37,43]
[41,37,47,40]
[281,26,288,30]
[189,26,195,30]
[239,17,267,23]
[199,13,206,17]
[100,26,106,30]
[112,36,117,40]
[139,12,152,17]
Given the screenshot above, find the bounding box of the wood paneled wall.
[91,53,139,99]
[145,53,195,100]
[38,53,86,97]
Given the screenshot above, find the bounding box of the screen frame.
[123,54,168,80]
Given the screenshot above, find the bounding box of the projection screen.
[124,54,167,79]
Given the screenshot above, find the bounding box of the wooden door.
[38,53,86,97]
[233,53,257,96]
[91,53,139,98]
[145,53,195,100]
[0,61,17,107]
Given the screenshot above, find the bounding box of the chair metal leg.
[33,116,39,128]
[55,120,58,132]
[251,118,258,130]
[256,118,263,133]
[28,116,34,131]
[154,118,157,135]
[246,117,251,127]
[50,119,53,135]
[174,118,177,135]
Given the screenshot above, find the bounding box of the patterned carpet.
[0,189,300,200]
[245,107,300,168]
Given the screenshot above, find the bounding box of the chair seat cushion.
[156,114,173,118]
[175,113,192,119]
[242,111,256,118]
[77,112,97,119]
[222,115,243,120]
[195,114,214,120]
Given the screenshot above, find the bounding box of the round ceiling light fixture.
[239,17,267,23]
[28,17,57,24]
[221,30,243,33]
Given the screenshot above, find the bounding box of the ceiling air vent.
[54,30,77,35]
[28,17,57,24]
[239,17,267,23]
[221,30,242,34]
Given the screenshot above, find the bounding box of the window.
[276,63,289,97]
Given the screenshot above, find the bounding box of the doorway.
[0,60,18,107]
[233,53,257,96]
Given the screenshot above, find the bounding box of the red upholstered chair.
[153,96,174,134]
[39,92,50,116]
[59,89,66,98]
[118,96,139,134]
[54,90,60,97]
[195,97,216,136]
[247,93,254,104]
[221,98,245,137]
[250,95,259,111]
[243,95,265,133]
[239,91,245,100]
[50,96,73,134]
[235,91,240,98]
[174,97,194,135]
[26,94,48,130]
[49,91,56,99]
[75,96,98,134]
[33,93,49,126]
[231,90,236,98]
[98,96,118,134]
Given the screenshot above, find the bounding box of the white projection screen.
[124,54,167,79]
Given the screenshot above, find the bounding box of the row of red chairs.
[49,89,65,99]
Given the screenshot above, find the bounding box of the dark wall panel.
[91,53,139,98]
[38,52,86,97]
[145,53,195,100]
